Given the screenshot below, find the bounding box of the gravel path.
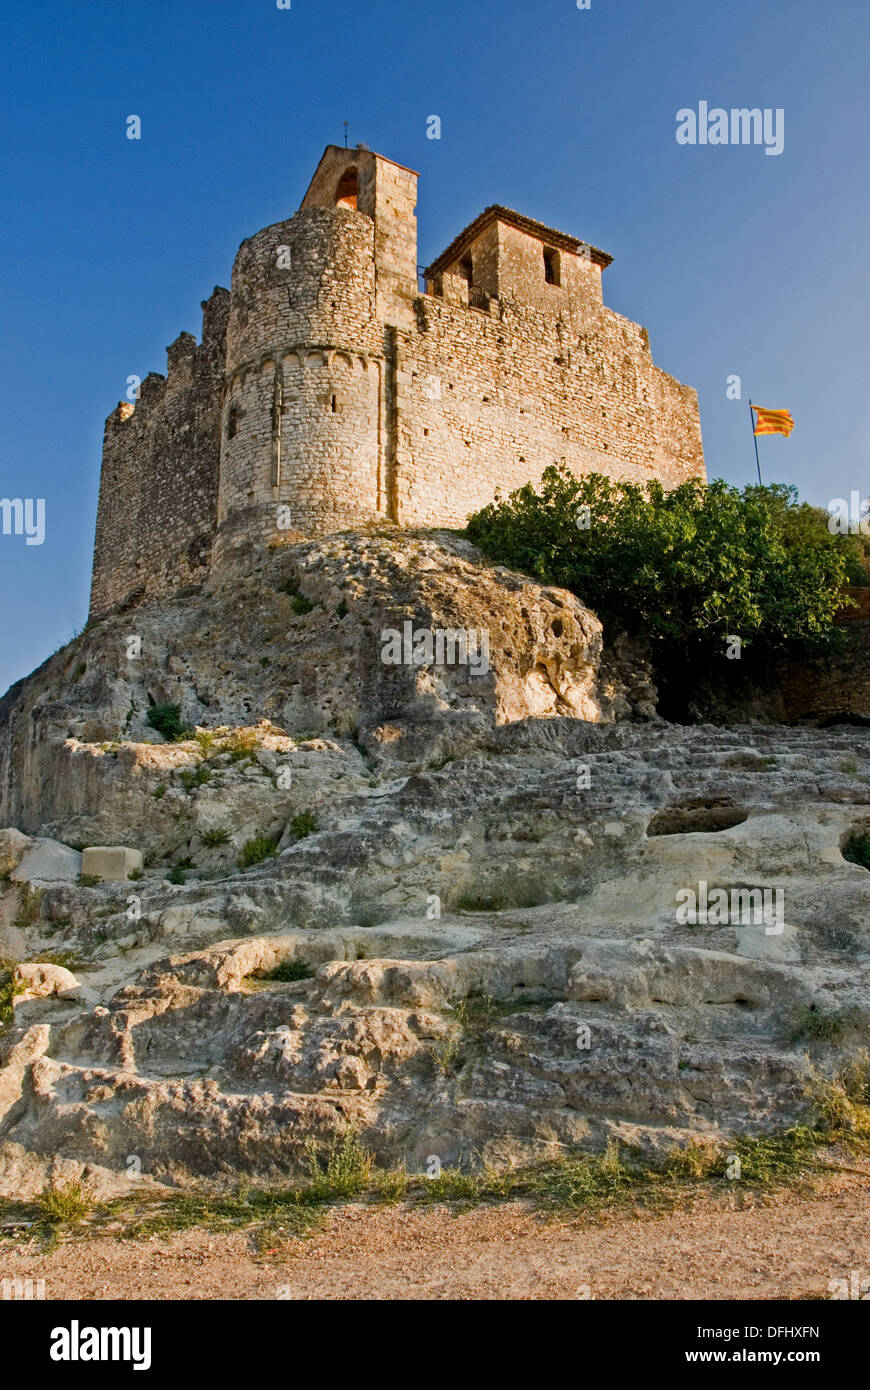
[2,1168,868,1301]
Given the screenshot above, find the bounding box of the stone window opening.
[459,255,474,286]
[544,247,561,285]
[330,394,338,413]
[226,405,240,439]
[335,168,359,210]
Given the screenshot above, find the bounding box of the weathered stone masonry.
[91,288,229,617]
[89,144,705,618]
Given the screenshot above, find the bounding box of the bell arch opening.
[335,167,359,210]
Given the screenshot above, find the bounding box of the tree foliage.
[466,467,855,657]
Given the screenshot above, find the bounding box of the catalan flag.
[751,404,795,437]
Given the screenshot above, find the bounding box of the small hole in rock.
[647,802,748,836]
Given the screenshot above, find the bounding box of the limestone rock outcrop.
[0,531,653,844]
[2,709,869,1194]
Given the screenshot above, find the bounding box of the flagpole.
[748,399,763,484]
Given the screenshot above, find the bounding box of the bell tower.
[300,144,419,327]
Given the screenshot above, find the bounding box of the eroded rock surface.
[2,710,869,1195]
[0,531,653,843]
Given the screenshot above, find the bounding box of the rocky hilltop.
[1,531,868,1196]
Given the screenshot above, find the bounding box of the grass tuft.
[304,1131,373,1202]
[37,1179,94,1226]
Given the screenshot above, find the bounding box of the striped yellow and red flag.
[752,405,794,437]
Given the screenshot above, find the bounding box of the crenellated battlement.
[89,146,704,619]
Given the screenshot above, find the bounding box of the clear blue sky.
[1,0,868,695]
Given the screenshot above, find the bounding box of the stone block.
[81,846,143,881]
[11,838,81,884]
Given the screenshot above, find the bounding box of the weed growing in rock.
[221,729,258,761]
[26,949,82,972]
[454,994,498,1024]
[368,1168,409,1203]
[525,1139,638,1209]
[237,835,279,870]
[289,809,318,840]
[417,1167,484,1202]
[304,1131,373,1201]
[809,1062,870,1137]
[0,961,26,1029]
[426,1025,464,1076]
[201,828,230,848]
[178,765,212,791]
[146,704,191,742]
[788,1004,849,1044]
[194,729,217,756]
[330,710,358,739]
[427,753,457,771]
[839,1049,870,1106]
[12,884,42,930]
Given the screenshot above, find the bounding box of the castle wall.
[389,285,703,529]
[89,289,228,618]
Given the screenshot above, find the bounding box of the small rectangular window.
[543,247,561,285]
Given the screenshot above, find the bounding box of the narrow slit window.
[543,247,561,285]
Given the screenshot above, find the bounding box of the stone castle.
[89,144,705,618]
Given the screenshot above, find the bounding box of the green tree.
[466,468,851,658]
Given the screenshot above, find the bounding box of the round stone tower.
[213,145,420,571]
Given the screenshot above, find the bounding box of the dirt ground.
[2,1168,868,1301]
